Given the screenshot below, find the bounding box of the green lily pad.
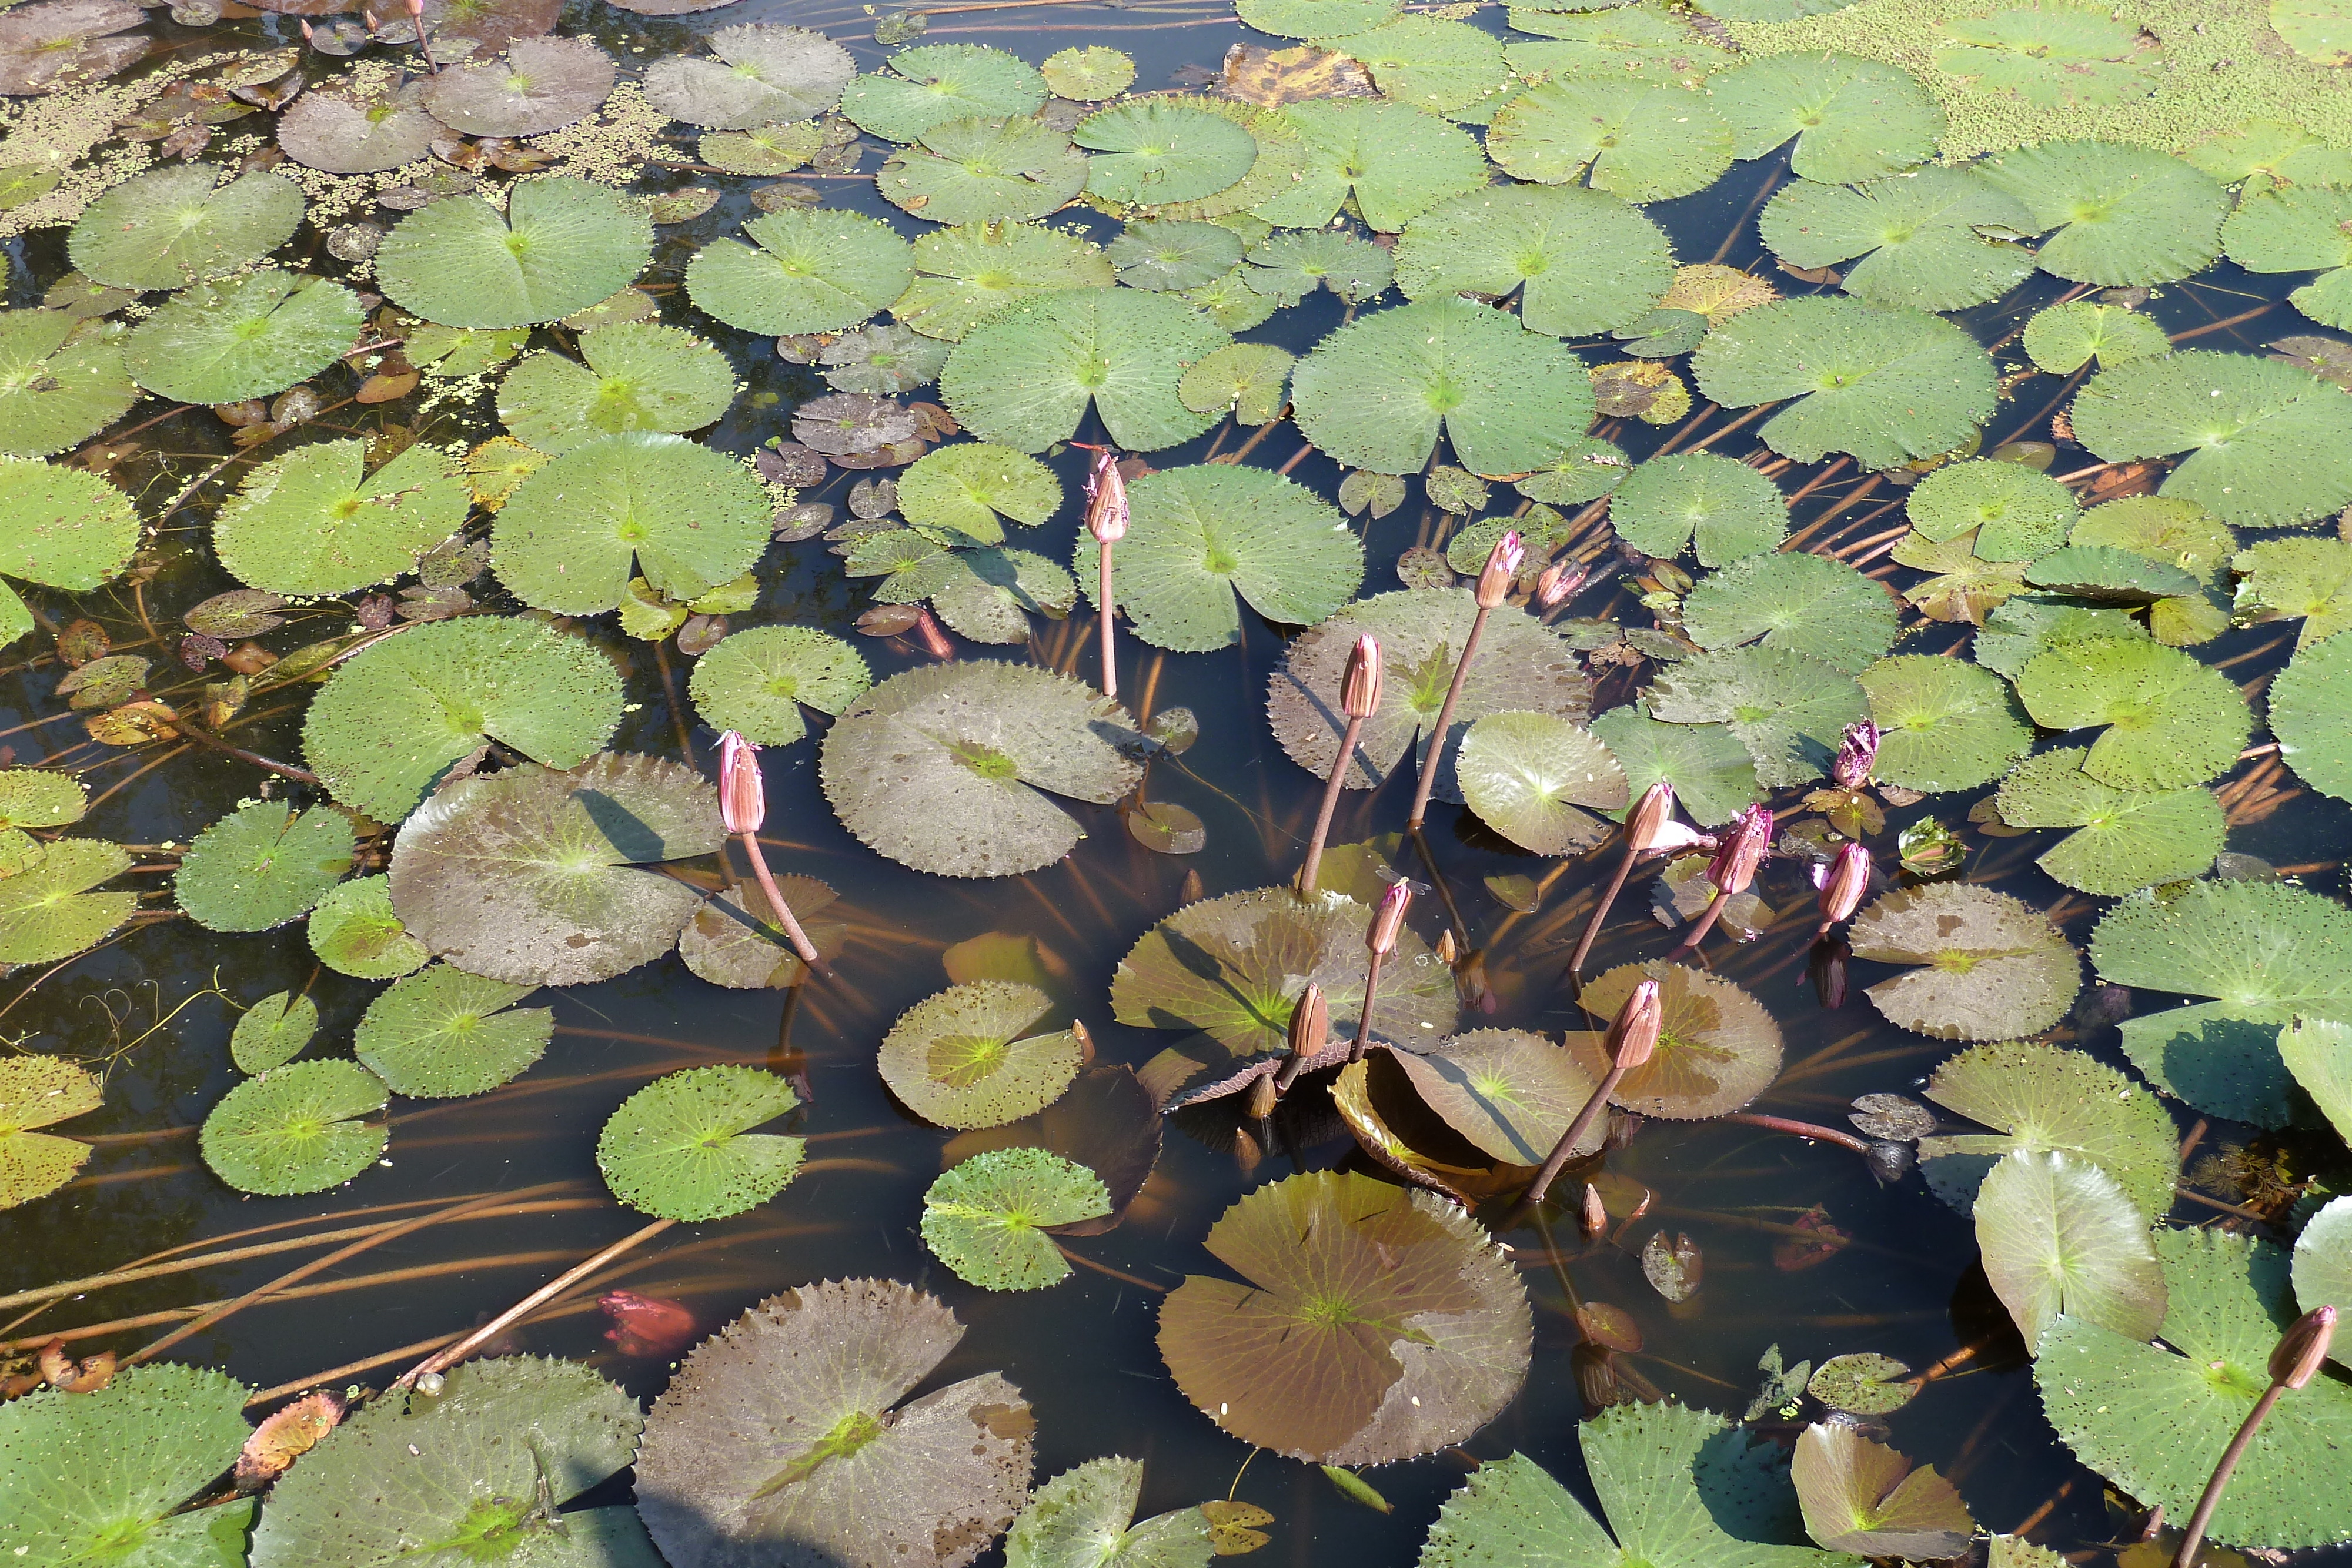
[1235,0,1400,35]
[1041,46,1134,101]
[941,287,1228,454]
[0,838,135,964]
[1682,552,1896,676]
[921,1146,1110,1290]
[1935,3,2163,106]
[497,323,736,453]
[2090,878,2352,1127]
[1456,711,1628,855]
[0,1365,255,1567]
[1160,1170,1529,1465]
[388,751,726,987]
[2274,0,2352,65]
[644,24,855,129]
[2281,1017,2352,1153]
[1647,645,1868,788]
[881,115,1091,225]
[0,457,141,650]
[821,661,1142,878]
[1111,885,1455,1057]
[850,533,1077,644]
[123,269,365,404]
[2038,1228,2352,1550]
[230,991,317,1074]
[1091,463,1362,653]
[880,980,1083,1130]
[1177,342,1294,424]
[596,1065,802,1221]
[308,874,432,981]
[353,963,550,1099]
[1996,745,2224,895]
[2072,494,2231,589]
[1076,99,1255,207]
[1600,453,1779,569]
[1487,78,1733,202]
[214,437,470,596]
[1975,1148,2166,1353]
[1758,169,2036,312]
[1906,458,2077,562]
[1849,883,2080,1041]
[493,432,770,616]
[2014,635,2249,788]
[67,163,303,290]
[634,1279,1034,1568]
[1502,6,1733,88]
[199,1059,389,1196]
[1109,219,1246,293]
[2234,537,2352,648]
[2184,119,2352,188]
[1565,959,1783,1119]
[1972,591,2146,677]
[1242,230,1391,307]
[1586,703,1761,827]
[2070,349,2352,529]
[1324,15,1510,118]
[0,768,83,830]
[420,34,614,136]
[375,176,653,330]
[1395,185,1672,340]
[687,625,871,746]
[2020,300,2170,373]
[1005,1457,1210,1567]
[688,208,913,337]
[1388,1029,1606,1166]
[2270,630,2352,803]
[1977,141,2229,286]
[1808,1353,1917,1416]
[1250,98,1486,233]
[822,323,952,393]
[1709,54,1944,184]
[0,308,136,458]
[894,219,1112,343]
[175,800,354,933]
[0,1053,102,1209]
[2020,543,2197,603]
[898,441,1061,544]
[1792,1424,1973,1559]
[1693,296,1996,470]
[1858,655,2031,793]
[841,44,1046,144]
[1916,1038,2179,1221]
[1292,295,1595,479]
[2293,1191,2352,1364]
[250,1358,654,1568]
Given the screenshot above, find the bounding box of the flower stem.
[1568,842,1641,978]
[1523,1062,1628,1209]
[1297,714,1365,895]
[1405,605,1491,831]
[1349,950,1385,1063]
[738,831,822,968]
[1720,1111,1871,1155]
[2174,1382,2287,1567]
[1098,540,1117,700]
[1666,887,1730,962]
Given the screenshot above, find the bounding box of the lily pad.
[1646,646,1868,789]
[1690,296,1997,470]
[308,874,432,981]
[1323,15,1509,119]
[1160,1170,1529,1465]
[1110,220,1247,293]
[1807,1353,1917,1416]
[214,438,470,596]
[1848,883,2080,1041]
[2270,630,2352,803]
[1758,169,2036,312]
[68,163,302,290]
[497,323,736,453]
[2037,1228,2352,1551]
[2069,349,2352,529]
[1708,54,1944,185]
[1566,961,1782,1119]
[2186,118,2352,188]
[1456,711,1627,855]
[1251,98,1486,233]
[921,1147,1110,1290]
[1092,463,1362,653]
[1242,230,1391,307]
[277,81,438,173]
[897,442,1061,545]
[1995,745,2224,894]
[353,963,549,1099]
[0,0,148,97]
[249,1358,653,1568]
[422,35,613,136]
[689,209,913,336]
[1906,458,2077,560]
[1972,591,2146,677]
[2089,878,2352,1126]
[1177,342,1294,424]
[596,1065,802,1221]
[646,25,856,130]
[894,220,1112,343]
[1004,1457,1210,1567]
[199,1059,388,1196]
[1292,296,1595,479]
[1235,0,1401,38]
[820,661,1142,878]
[882,115,1090,225]
[1042,46,1134,101]
[842,44,1046,144]
[687,625,871,747]
[2020,300,2170,374]
[1388,1029,1606,1166]
[2024,544,2199,602]
[1858,654,2032,793]
[2013,636,2249,788]
[0,308,137,458]
[1076,99,1255,207]
[1936,2,2161,107]
[175,800,355,933]
[1486,79,1733,202]
[375,176,653,330]
[2291,1192,2352,1357]
[493,432,770,615]
[823,323,951,394]
[0,458,141,650]
[123,269,365,404]
[1977,141,2229,286]
[1395,184,1673,340]
[941,287,1228,454]
[303,614,624,825]
[1587,703,1761,827]
[230,991,317,1074]
[0,838,134,964]
[2281,1017,2352,1152]
[880,981,1083,1129]
[0,1053,102,1208]
[1791,1424,1974,1559]
[1975,1148,2166,1353]
[1606,453,1786,568]
[2234,537,2352,648]
[1682,552,1896,676]
[679,877,845,991]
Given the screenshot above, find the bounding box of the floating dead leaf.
[1772,1205,1851,1271]
[1221,41,1375,107]
[36,1338,115,1392]
[234,1389,345,1489]
[85,700,179,745]
[55,619,108,667]
[794,393,919,457]
[1201,1499,1275,1554]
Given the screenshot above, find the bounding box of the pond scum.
[11,0,2352,1559]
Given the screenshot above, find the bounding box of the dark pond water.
[5,0,2349,1560]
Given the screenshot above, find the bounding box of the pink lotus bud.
[717,730,764,835]
[1580,1182,1608,1242]
[1623,780,1679,853]
[1832,719,1880,790]
[1475,531,1524,610]
[1084,447,1128,545]
[1707,804,1772,896]
[1606,979,1662,1069]
[1288,982,1328,1058]
[1535,560,1584,609]
[1815,842,1871,928]
[1342,634,1382,719]
[1367,880,1411,955]
[2273,1305,2337,1389]
[406,0,423,16]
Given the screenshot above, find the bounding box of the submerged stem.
[1522,1062,1627,1211]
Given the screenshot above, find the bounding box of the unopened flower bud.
[406,0,423,16]
[1245,1071,1278,1122]
[1084,447,1128,544]
[1341,634,1382,719]
[1708,803,1772,896]
[1832,718,1880,790]
[1624,780,1678,854]
[717,730,764,836]
[1535,559,1583,609]
[1368,880,1411,955]
[1475,531,1524,610]
[1815,842,1871,930]
[2272,1305,2337,1389]
[1606,979,1662,1069]
[1288,982,1328,1058]
[1581,1182,1608,1242]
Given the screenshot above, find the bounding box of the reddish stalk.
[1406,533,1521,831]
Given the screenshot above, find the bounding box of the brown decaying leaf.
[1220,41,1374,108]
[1772,1204,1851,1271]
[234,1389,346,1489]
[1200,1499,1275,1555]
[36,1338,115,1393]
